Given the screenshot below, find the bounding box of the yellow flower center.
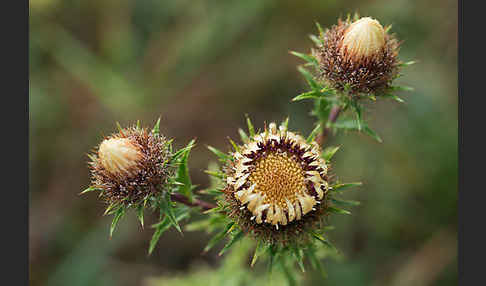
[248,152,306,209]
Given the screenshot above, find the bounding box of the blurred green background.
[29,0,457,285]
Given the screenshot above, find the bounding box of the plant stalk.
[316,105,341,146]
[170,193,216,211]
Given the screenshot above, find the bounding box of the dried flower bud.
[341,17,385,60]
[98,138,143,177]
[221,120,332,246]
[87,124,172,206]
[315,15,400,95]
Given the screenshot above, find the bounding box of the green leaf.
[307,123,321,143]
[204,222,235,252]
[207,145,232,162]
[297,66,319,90]
[228,138,240,153]
[399,60,417,67]
[238,128,249,143]
[311,232,337,252]
[149,209,190,255]
[327,206,351,215]
[309,34,322,46]
[292,90,321,102]
[305,247,327,279]
[159,193,182,233]
[322,146,340,161]
[251,240,267,267]
[363,125,383,143]
[152,117,161,136]
[218,230,244,256]
[204,170,225,179]
[279,258,298,286]
[79,186,102,195]
[291,246,305,273]
[281,117,289,130]
[175,140,196,201]
[110,207,125,237]
[136,204,144,228]
[170,139,195,164]
[315,22,325,37]
[290,51,318,66]
[391,85,414,92]
[331,198,361,207]
[331,182,362,192]
[245,114,255,137]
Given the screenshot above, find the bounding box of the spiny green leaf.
[322,146,340,161]
[291,246,305,273]
[290,51,318,66]
[175,139,196,201]
[115,122,123,132]
[79,186,102,195]
[218,230,244,256]
[305,247,327,279]
[152,117,161,136]
[279,257,298,286]
[307,123,321,143]
[228,138,240,153]
[148,207,190,255]
[160,193,182,233]
[297,66,319,90]
[363,125,383,143]
[331,182,362,192]
[148,217,171,255]
[136,204,144,228]
[238,128,249,144]
[399,60,416,67]
[311,232,337,252]
[204,170,225,179]
[281,117,289,130]
[251,240,267,267]
[169,141,194,164]
[327,206,351,215]
[207,145,232,162]
[315,22,324,37]
[331,198,361,207]
[309,34,322,46]
[292,90,321,102]
[110,207,125,237]
[204,222,235,252]
[391,85,414,92]
[245,114,255,137]
[136,120,141,130]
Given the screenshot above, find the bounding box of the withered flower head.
[315,15,400,95]
[223,121,331,245]
[88,125,172,206]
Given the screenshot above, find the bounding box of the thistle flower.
[200,117,360,275]
[87,124,172,206]
[214,119,335,247]
[314,15,400,95]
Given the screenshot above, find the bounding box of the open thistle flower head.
[220,120,332,246]
[87,123,172,206]
[314,15,400,95]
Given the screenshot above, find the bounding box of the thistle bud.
[98,138,143,177]
[315,15,400,95]
[341,17,385,61]
[87,124,172,206]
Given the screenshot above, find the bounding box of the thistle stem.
[170,193,216,211]
[316,105,341,146]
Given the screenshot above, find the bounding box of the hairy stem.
[316,105,341,146]
[170,193,216,211]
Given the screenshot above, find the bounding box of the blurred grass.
[29,0,457,285]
